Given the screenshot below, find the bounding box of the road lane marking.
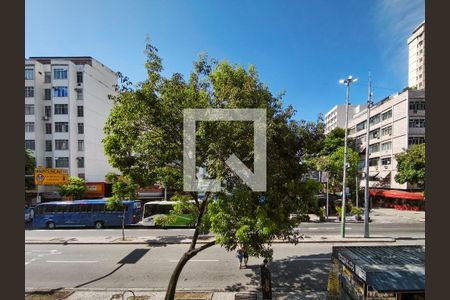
[169,259,219,262]
[295,258,330,261]
[45,260,98,263]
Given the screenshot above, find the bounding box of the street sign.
[34,168,69,185]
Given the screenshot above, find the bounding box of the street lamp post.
[364,75,373,238]
[339,75,357,238]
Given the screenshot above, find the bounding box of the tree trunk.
[164,193,213,300]
[164,241,216,300]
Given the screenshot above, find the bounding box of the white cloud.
[372,0,425,86]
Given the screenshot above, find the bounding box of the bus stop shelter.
[327,245,425,300]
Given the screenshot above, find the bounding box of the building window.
[78,123,84,134]
[78,140,84,151]
[77,72,83,83]
[55,157,69,168]
[45,140,52,151]
[408,136,425,146]
[45,123,52,134]
[53,68,68,80]
[356,121,366,132]
[54,104,68,115]
[381,141,392,151]
[53,86,68,97]
[409,101,425,111]
[25,87,34,97]
[381,126,392,137]
[44,72,51,83]
[381,157,391,165]
[369,129,380,140]
[45,157,53,168]
[369,143,380,154]
[77,157,85,168]
[409,118,425,128]
[78,173,85,179]
[77,106,84,117]
[55,122,69,133]
[382,110,392,121]
[25,104,35,115]
[25,140,35,151]
[369,157,379,167]
[369,114,380,126]
[356,134,366,146]
[25,69,34,80]
[44,106,51,118]
[55,140,69,150]
[76,89,83,100]
[25,122,35,133]
[44,88,51,100]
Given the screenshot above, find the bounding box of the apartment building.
[348,89,425,191]
[324,104,367,135]
[408,21,425,90]
[25,57,118,197]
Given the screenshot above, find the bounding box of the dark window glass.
[44,89,51,100]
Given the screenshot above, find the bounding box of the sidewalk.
[25,289,327,300]
[369,208,425,223]
[25,234,397,245]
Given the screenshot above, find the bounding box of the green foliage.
[105,172,138,200]
[25,149,35,191]
[57,177,87,199]
[335,206,342,217]
[321,128,345,155]
[394,144,425,189]
[103,42,321,260]
[317,207,326,222]
[351,206,363,217]
[311,146,359,194]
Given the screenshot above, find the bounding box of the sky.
[25,0,424,121]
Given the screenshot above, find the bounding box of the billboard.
[34,168,69,185]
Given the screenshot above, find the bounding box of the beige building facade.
[408,21,425,90]
[348,89,425,191]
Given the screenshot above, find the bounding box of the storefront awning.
[369,189,425,201]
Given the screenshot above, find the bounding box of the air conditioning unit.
[42,116,49,121]
[384,166,389,169]
[77,83,82,86]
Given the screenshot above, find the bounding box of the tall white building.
[25,57,118,195]
[408,21,425,90]
[348,89,425,191]
[324,104,367,135]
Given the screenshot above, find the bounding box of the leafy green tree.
[57,177,87,199]
[321,128,345,155]
[103,43,319,299]
[105,172,138,239]
[395,143,425,189]
[25,149,35,191]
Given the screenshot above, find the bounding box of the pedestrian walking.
[261,258,272,300]
[243,245,249,268]
[236,244,244,269]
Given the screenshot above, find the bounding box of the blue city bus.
[32,199,142,229]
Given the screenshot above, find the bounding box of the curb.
[25,237,398,245]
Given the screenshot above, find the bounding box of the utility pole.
[326,176,329,220]
[355,174,359,208]
[364,74,373,238]
[339,75,357,238]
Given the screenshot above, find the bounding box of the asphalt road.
[25,222,426,241]
[25,240,424,293]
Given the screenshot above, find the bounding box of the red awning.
[369,189,425,201]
